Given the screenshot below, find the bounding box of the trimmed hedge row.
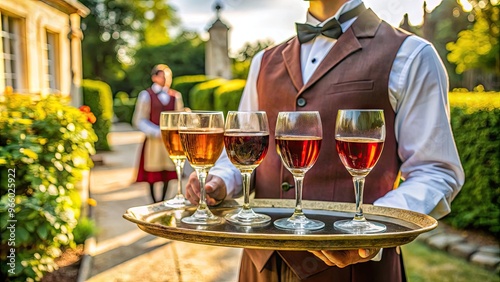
[214,79,246,116]
[188,78,228,111]
[82,79,114,151]
[172,75,211,109]
[113,76,246,124]
[445,91,500,236]
[113,91,136,124]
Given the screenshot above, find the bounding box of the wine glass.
[334,109,386,234]
[160,111,188,208]
[223,111,271,226]
[274,111,325,230]
[178,111,225,225]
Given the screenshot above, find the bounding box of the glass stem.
[241,171,252,211]
[353,176,366,221]
[196,168,208,210]
[293,175,305,216]
[174,159,185,196]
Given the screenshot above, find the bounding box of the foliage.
[82,79,114,151]
[80,0,179,84]
[449,88,500,110]
[232,39,274,62]
[232,39,273,79]
[123,33,206,97]
[113,92,136,124]
[73,217,98,245]
[172,75,210,108]
[0,93,97,281]
[412,0,472,89]
[444,91,500,236]
[447,1,500,75]
[232,59,252,80]
[214,79,246,116]
[189,78,227,111]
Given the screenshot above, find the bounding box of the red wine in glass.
[224,132,269,169]
[335,137,384,176]
[334,109,386,234]
[223,111,271,226]
[273,111,325,231]
[275,136,322,173]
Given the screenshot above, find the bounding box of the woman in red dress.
[132,64,184,203]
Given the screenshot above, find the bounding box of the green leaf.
[16,226,29,243]
[37,224,48,240]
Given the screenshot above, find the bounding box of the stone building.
[205,2,232,79]
[0,0,89,106]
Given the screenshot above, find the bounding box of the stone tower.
[206,2,232,79]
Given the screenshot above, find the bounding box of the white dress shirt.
[133,83,181,138]
[213,0,464,219]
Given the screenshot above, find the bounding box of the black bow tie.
[296,4,366,44]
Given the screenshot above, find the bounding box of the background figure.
[184,0,464,281]
[133,64,184,203]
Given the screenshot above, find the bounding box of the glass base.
[225,209,271,226]
[334,219,386,234]
[273,216,325,231]
[181,207,223,225]
[165,194,188,208]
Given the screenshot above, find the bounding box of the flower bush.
[0,93,97,281]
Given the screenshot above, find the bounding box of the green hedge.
[172,75,210,109]
[82,79,113,151]
[445,91,500,237]
[0,94,97,281]
[214,79,246,116]
[113,91,136,124]
[188,78,227,111]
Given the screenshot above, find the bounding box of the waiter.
[185,1,464,281]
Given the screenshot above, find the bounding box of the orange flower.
[79,105,96,124]
[79,105,91,113]
[87,112,97,124]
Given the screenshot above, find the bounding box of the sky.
[168,0,446,55]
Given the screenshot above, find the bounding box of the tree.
[232,39,274,79]
[80,0,179,89]
[124,32,206,97]
[403,0,472,89]
[446,0,500,89]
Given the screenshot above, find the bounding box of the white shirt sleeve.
[132,90,161,138]
[209,52,265,198]
[373,37,465,219]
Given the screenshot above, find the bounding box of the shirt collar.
[151,83,167,94]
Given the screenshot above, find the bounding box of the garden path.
[84,123,242,282]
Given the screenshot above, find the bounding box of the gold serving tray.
[123,199,437,251]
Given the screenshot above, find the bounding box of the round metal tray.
[123,199,437,250]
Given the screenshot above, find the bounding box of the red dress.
[135,88,177,184]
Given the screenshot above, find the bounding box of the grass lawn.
[402,241,499,282]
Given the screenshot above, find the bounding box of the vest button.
[281,182,294,191]
[297,98,307,107]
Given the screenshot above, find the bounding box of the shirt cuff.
[371,248,383,261]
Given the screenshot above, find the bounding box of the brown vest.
[255,9,409,203]
[146,88,176,125]
[243,9,411,282]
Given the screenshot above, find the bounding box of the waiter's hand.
[185,172,227,206]
[308,248,380,268]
